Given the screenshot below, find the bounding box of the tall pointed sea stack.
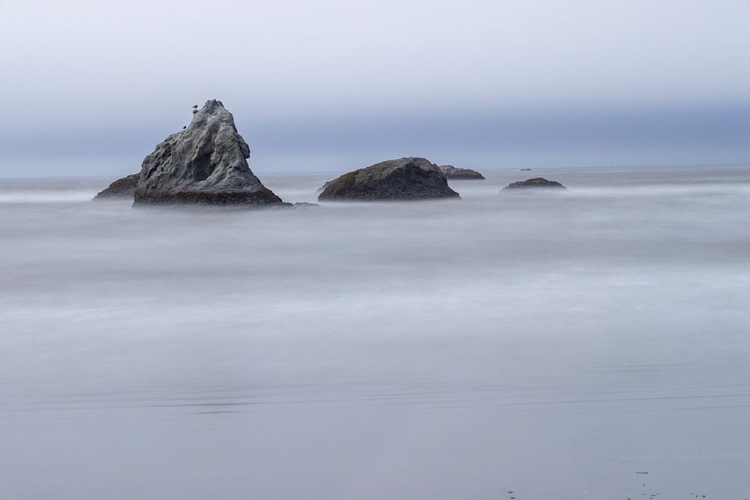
[133,100,283,206]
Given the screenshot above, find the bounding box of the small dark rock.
[439,165,485,180]
[92,173,140,200]
[501,177,567,191]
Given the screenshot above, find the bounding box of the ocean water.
[1,166,749,499]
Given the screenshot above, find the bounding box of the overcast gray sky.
[1,0,749,176]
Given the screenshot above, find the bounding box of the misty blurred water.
[1,166,749,499]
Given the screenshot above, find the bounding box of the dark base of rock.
[93,173,139,200]
[501,177,567,191]
[133,186,284,206]
[446,172,485,180]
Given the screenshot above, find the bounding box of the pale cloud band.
[0,0,748,175]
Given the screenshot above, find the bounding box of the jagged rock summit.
[439,165,485,180]
[93,173,140,200]
[501,177,567,191]
[133,100,283,206]
[318,157,460,201]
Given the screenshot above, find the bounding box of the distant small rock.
[520,168,532,171]
[92,173,140,201]
[439,165,485,180]
[319,157,460,201]
[133,99,284,207]
[501,177,567,191]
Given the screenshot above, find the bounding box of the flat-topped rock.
[93,173,139,200]
[133,100,283,206]
[501,177,567,191]
[439,165,485,180]
[318,157,460,201]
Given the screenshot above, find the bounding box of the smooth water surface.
[1,166,749,499]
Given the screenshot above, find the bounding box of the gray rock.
[317,180,332,192]
[501,177,567,191]
[318,157,460,201]
[439,165,485,180]
[93,173,140,200]
[133,100,283,206]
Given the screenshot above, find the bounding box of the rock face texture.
[93,173,140,200]
[439,165,485,180]
[133,100,283,206]
[502,177,567,191]
[318,157,460,201]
